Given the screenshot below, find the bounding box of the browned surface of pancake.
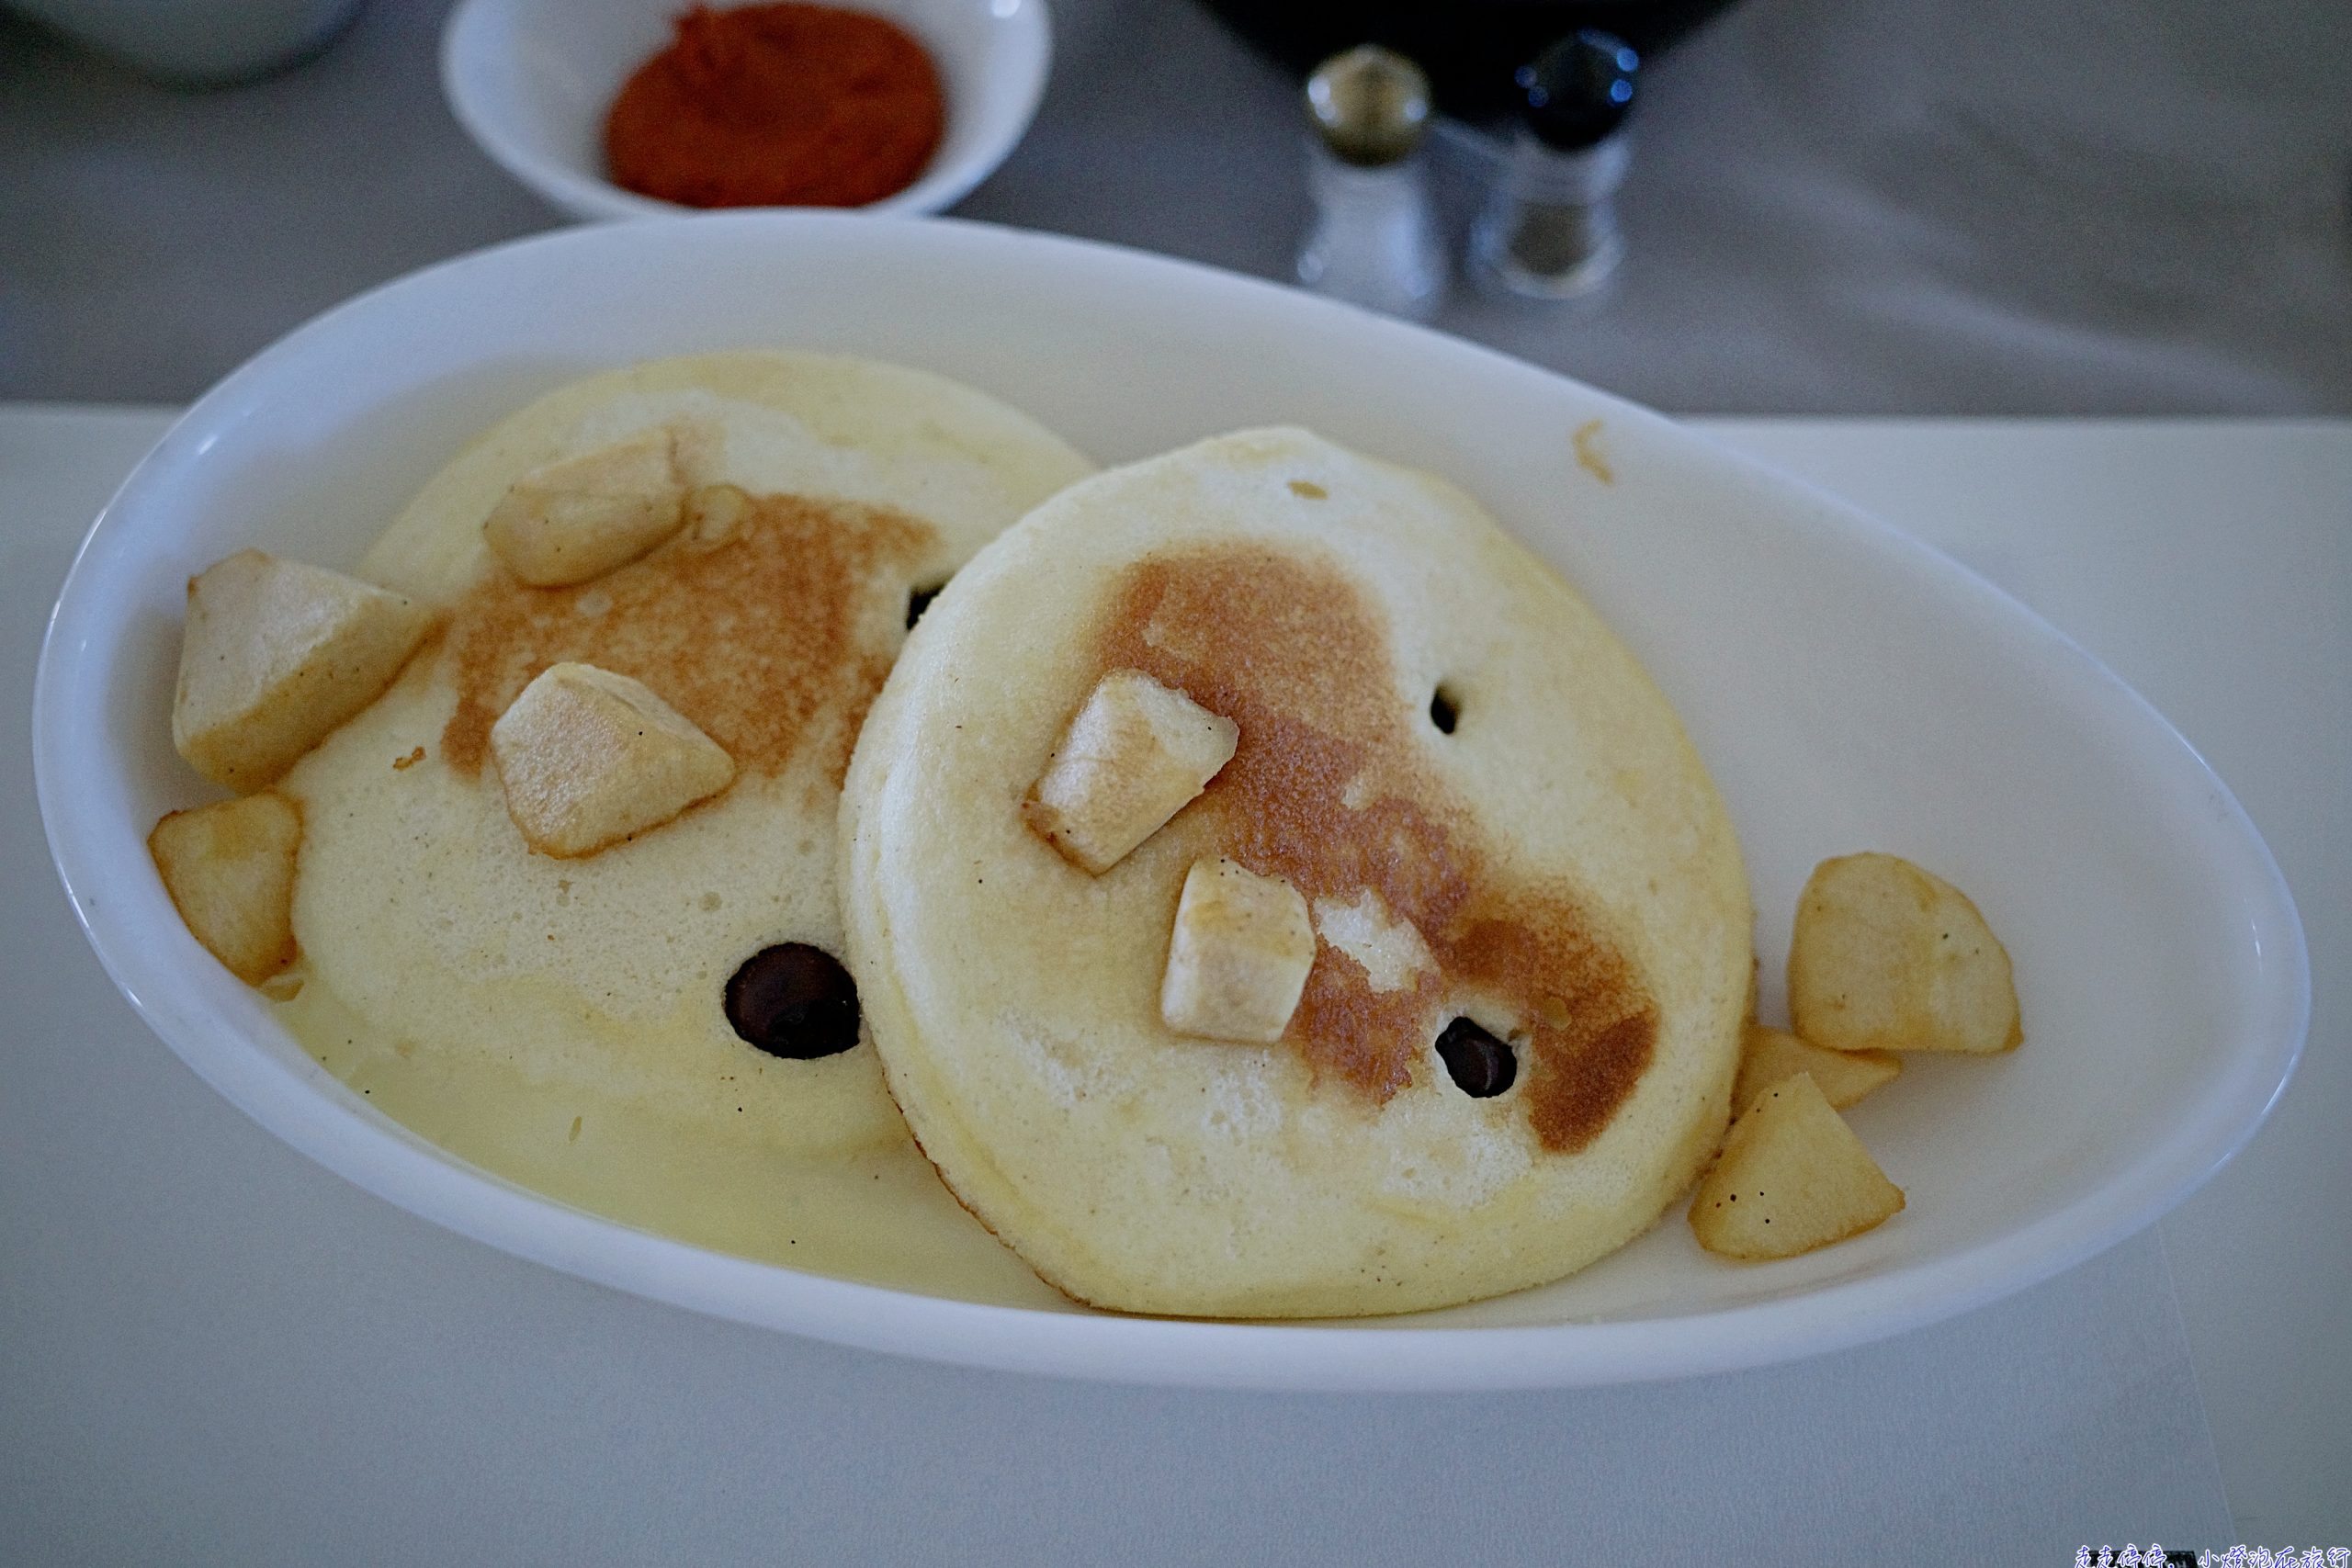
[441,494,931,786]
[1097,545,1657,1154]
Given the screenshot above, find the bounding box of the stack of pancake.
[220,352,1751,1318]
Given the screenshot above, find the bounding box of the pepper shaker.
[1472,31,1639,300]
[1295,46,1446,321]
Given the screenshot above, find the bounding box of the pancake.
[282,352,1093,1160]
[841,427,1751,1316]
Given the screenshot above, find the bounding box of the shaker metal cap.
[1306,45,1431,167]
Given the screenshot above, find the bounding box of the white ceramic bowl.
[2,0,363,84]
[441,0,1050,220]
[34,214,2308,1391]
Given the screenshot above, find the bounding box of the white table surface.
[3,408,2343,1558]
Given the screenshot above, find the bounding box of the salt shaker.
[1472,31,1639,300]
[1295,46,1446,321]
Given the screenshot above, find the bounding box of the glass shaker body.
[1297,138,1446,321]
[1472,130,1629,300]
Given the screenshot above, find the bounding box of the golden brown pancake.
[281,351,1094,1161]
[842,427,1751,1316]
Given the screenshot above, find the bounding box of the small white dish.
[2,0,363,84]
[34,214,2307,1390]
[441,0,1050,220]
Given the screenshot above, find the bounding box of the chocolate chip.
[1435,1016,1515,1097]
[906,581,945,629]
[725,943,861,1059]
[1429,685,1459,734]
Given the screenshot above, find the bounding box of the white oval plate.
[33,214,2307,1391]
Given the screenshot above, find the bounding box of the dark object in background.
[1194,0,1741,120]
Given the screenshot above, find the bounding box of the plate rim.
[32,211,2312,1391]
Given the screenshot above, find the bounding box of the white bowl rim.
[438,0,1054,222]
[32,212,2311,1392]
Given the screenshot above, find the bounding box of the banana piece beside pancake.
[841,427,1751,1316]
[282,352,1093,1157]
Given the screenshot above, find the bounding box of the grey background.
[2,0,2348,412]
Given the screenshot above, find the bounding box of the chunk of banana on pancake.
[481,427,690,587]
[149,792,304,985]
[244,352,1094,1158]
[489,661,738,858]
[173,550,433,792]
[842,427,1753,1317]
